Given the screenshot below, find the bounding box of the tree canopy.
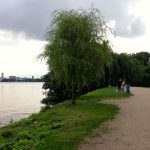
[40,7,150,107]
[40,8,112,104]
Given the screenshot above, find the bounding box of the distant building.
[0,74,42,82]
[9,76,16,80]
[32,76,34,80]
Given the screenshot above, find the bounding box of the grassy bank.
[0,87,130,150]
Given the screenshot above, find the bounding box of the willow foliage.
[41,8,112,104]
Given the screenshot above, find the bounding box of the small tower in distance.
[1,73,4,80]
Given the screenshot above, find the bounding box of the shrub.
[13,139,33,150]
[0,129,13,138]
[15,131,32,141]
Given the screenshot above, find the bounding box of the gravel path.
[79,87,150,150]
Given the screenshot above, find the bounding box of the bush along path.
[0,87,130,150]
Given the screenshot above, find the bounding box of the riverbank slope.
[0,87,130,150]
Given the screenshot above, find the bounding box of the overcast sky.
[0,0,149,77]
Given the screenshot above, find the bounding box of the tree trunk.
[71,88,76,105]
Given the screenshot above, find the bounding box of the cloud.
[72,0,145,38]
[0,30,47,77]
[0,0,145,40]
[0,0,71,40]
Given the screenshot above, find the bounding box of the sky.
[0,0,150,77]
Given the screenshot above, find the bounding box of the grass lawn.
[78,87,131,101]
[0,87,130,150]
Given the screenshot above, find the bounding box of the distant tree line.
[40,8,150,106]
[41,51,150,105]
[104,52,150,87]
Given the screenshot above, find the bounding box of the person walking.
[121,79,126,92]
[126,80,131,94]
[117,79,122,92]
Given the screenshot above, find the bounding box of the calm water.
[0,82,44,126]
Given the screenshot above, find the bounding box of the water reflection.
[0,82,44,126]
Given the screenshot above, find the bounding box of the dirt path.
[79,87,150,150]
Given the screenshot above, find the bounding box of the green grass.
[78,87,131,101]
[0,87,130,150]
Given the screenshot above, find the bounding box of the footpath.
[79,87,150,150]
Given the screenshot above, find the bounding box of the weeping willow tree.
[40,8,112,105]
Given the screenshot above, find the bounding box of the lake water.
[0,82,44,126]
